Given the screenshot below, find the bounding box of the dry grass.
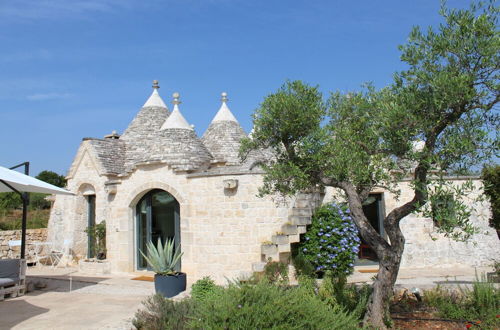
[0,209,50,230]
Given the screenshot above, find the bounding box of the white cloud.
[27,92,73,101]
[0,0,139,20]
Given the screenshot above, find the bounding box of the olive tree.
[241,2,499,328]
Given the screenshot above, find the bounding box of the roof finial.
[221,92,228,103]
[172,92,181,105]
[152,80,160,89]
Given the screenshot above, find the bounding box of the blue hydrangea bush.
[299,203,360,277]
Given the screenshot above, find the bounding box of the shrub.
[424,275,500,328]
[317,272,371,319]
[299,203,360,277]
[189,281,360,329]
[263,261,289,284]
[132,294,196,330]
[291,247,316,277]
[482,165,500,236]
[191,277,218,301]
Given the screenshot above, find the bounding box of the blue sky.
[0,0,473,176]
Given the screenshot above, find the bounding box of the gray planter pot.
[154,273,186,298]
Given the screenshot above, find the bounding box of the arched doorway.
[136,189,180,270]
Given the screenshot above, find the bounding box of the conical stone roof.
[121,81,170,171]
[202,93,246,165]
[148,93,212,171]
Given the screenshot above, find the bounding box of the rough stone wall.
[323,178,500,268]
[0,229,48,261]
[104,164,292,284]
[49,133,499,284]
[48,143,108,259]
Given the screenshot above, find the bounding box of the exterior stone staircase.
[252,189,324,273]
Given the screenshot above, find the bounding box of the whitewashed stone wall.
[48,139,499,283]
[324,178,500,268]
[105,164,292,283]
[48,154,294,284]
[48,141,108,258]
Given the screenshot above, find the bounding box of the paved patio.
[0,265,494,329]
[0,267,155,330]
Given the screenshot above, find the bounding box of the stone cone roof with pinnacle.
[148,92,212,171]
[120,81,170,172]
[202,92,246,165]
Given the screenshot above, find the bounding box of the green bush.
[190,276,218,301]
[317,272,371,319]
[292,252,316,277]
[263,261,289,284]
[482,165,500,235]
[132,294,196,330]
[424,275,500,328]
[189,281,360,329]
[134,280,365,329]
[299,203,360,277]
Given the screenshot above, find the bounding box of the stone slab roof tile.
[86,138,126,175]
[202,121,247,165]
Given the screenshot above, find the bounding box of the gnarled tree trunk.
[340,180,410,329]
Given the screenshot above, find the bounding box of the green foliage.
[424,180,479,241]
[85,221,106,259]
[0,192,22,210]
[29,193,51,210]
[482,165,500,233]
[317,273,371,319]
[292,252,316,277]
[189,280,360,329]
[140,238,183,275]
[424,275,500,328]
[134,277,376,329]
[132,294,195,330]
[299,204,360,277]
[240,80,327,196]
[0,209,49,230]
[263,261,289,284]
[190,277,218,301]
[35,170,66,188]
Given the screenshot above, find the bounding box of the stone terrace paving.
[0,264,495,330]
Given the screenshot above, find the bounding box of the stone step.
[252,262,266,272]
[277,243,291,253]
[288,234,300,243]
[281,224,298,235]
[291,207,312,217]
[261,244,278,255]
[272,235,289,245]
[290,216,312,226]
[297,225,307,234]
[294,198,311,209]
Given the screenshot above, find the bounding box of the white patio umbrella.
[0,164,73,259]
[0,166,73,195]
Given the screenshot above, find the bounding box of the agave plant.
[140,238,183,275]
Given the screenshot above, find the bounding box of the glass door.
[87,195,96,259]
[136,189,180,270]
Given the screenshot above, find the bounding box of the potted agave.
[140,238,185,298]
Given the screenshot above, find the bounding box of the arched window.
[136,189,180,270]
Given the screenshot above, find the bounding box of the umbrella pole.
[21,193,28,259]
[9,162,30,260]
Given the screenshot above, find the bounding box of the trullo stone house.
[47,81,500,284]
